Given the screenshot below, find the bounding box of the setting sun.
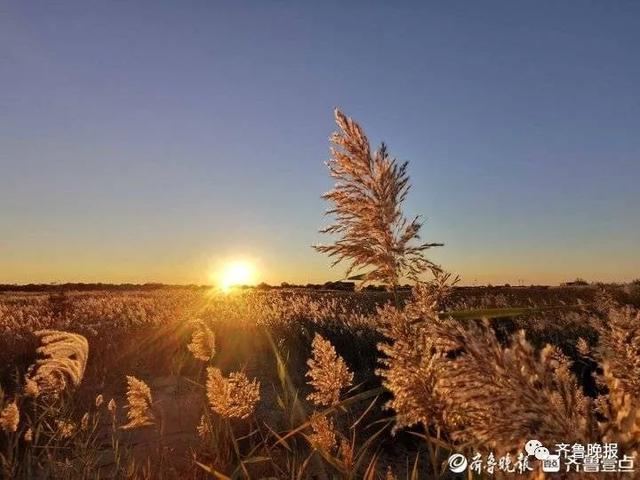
[218,260,256,291]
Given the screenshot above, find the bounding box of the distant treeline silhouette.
[0,281,395,293]
[0,283,207,293]
[1,281,552,293]
[3,280,633,294]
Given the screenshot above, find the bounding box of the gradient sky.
[1,1,639,286]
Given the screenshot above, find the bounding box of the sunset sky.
[2,1,639,286]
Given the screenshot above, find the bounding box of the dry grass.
[0,284,638,478]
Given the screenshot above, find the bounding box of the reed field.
[2,111,639,479]
[1,284,640,479]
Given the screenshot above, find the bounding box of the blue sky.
[1,1,639,285]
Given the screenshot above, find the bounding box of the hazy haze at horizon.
[1,1,639,286]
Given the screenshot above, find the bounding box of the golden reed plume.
[0,401,19,434]
[30,330,89,396]
[315,108,441,289]
[206,367,260,419]
[121,375,154,429]
[308,412,337,453]
[187,320,216,362]
[306,333,353,407]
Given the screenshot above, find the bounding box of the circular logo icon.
[448,453,468,473]
[525,439,543,456]
[534,446,550,460]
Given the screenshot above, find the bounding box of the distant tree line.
[1,279,636,293]
[0,283,209,293]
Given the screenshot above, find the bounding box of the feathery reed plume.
[187,320,216,361]
[594,288,618,314]
[593,306,640,398]
[23,427,33,443]
[377,291,452,432]
[206,367,260,419]
[196,414,211,440]
[378,280,591,453]
[314,108,442,289]
[0,401,19,434]
[377,277,459,431]
[596,363,640,454]
[31,330,89,395]
[592,307,640,454]
[107,398,116,415]
[121,376,154,430]
[81,412,89,431]
[306,333,354,406]
[55,420,75,439]
[95,394,104,408]
[23,377,40,398]
[338,438,354,470]
[576,337,591,357]
[415,269,459,312]
[435,324,590,451]
[308,412,337,453]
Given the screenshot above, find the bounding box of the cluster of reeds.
[0,326,167,478]
[3,285,640,478]
[376,276,640,478]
